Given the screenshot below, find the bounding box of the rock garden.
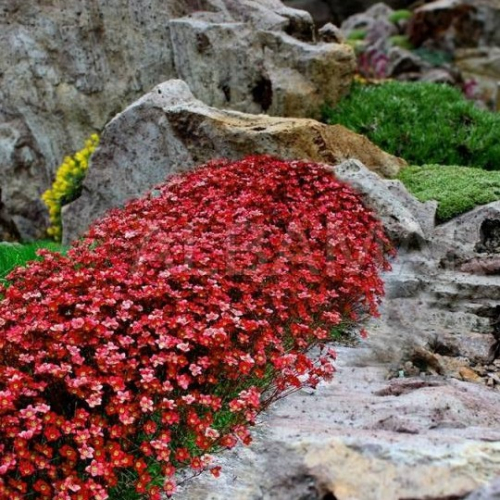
[0,1,499,499]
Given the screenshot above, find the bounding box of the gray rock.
[420,67,461,85]
[331,160,426,245]
[409,0,500,52]
[387,46,430,77]
[318,22,345,43]
[455,47,500,110]
[0,111,50,241]
[62,80,405,244]
[385,179,437,237]
[433,201,500,262]
[0,0,355,240]
[182,346,500,499]
[466,477,500,500]
[341,2,397,38]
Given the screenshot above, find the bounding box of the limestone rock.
[385,179,437,236]
[466,477,500,500]
[433,201,500,262]
[387,46,430,77]
[419,67,462,86]
[168,6,355,118]
[341,2,397,39]
[62,79,405,244]
[330,160,427,245]
[0,111,51,241]
[318,22,345,43]
[408,0,500,52]
[455,47,500,110]
[0,0,355,240]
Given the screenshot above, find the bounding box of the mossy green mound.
[398,164,500,222]
[323,81,500,170]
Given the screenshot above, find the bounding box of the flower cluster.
[0,156,392,499]
[42,134,100,242]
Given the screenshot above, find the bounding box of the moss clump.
[347,28,367,41]
[389,9,413,24]
[388,34,413,50]
[323,81,500,170]
[398,165,500,221]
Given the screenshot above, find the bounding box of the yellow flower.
[42,134,100,241]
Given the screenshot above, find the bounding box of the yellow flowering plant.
[42,134,99,241]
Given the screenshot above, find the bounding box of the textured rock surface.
[408,0,500,52]
[179,180,500,500]
[433,201,500,262]
[0,0,355,240]
[341,2,397,38]
[455,47,500,110]
[330,160,431,244]
[62,80,405,244]
[466,477,500,499]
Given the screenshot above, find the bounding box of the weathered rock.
[318,22,345,43]
[0,110,51,240]
[461,257,500,275]
[0,0,355,240]
[385,179,438,236]
[458,366,483,383]
[455,47,500,110]
[341,2,397,39]
[330,160,427,245]
[62,79,405,244]
[433,201,500,262]
[387,46,430,77]
[408,0,500,52]
[0,189,20,241]
[419,67,461,85]
[168,6,355,118]
[465,476,500,499]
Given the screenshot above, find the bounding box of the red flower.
[0,155,391,497]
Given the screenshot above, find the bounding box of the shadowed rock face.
[61,80,405,244]
[0,0,355,240]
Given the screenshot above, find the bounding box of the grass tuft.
[0,241,66,283]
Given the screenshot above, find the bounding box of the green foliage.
[323,81,500,169]
[398,165,500,221]
[388,35,413,50]
[0,240,66,283]
[347,28,367,41]
[388,9,413,24]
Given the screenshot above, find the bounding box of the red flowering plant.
[0,156,392,499]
